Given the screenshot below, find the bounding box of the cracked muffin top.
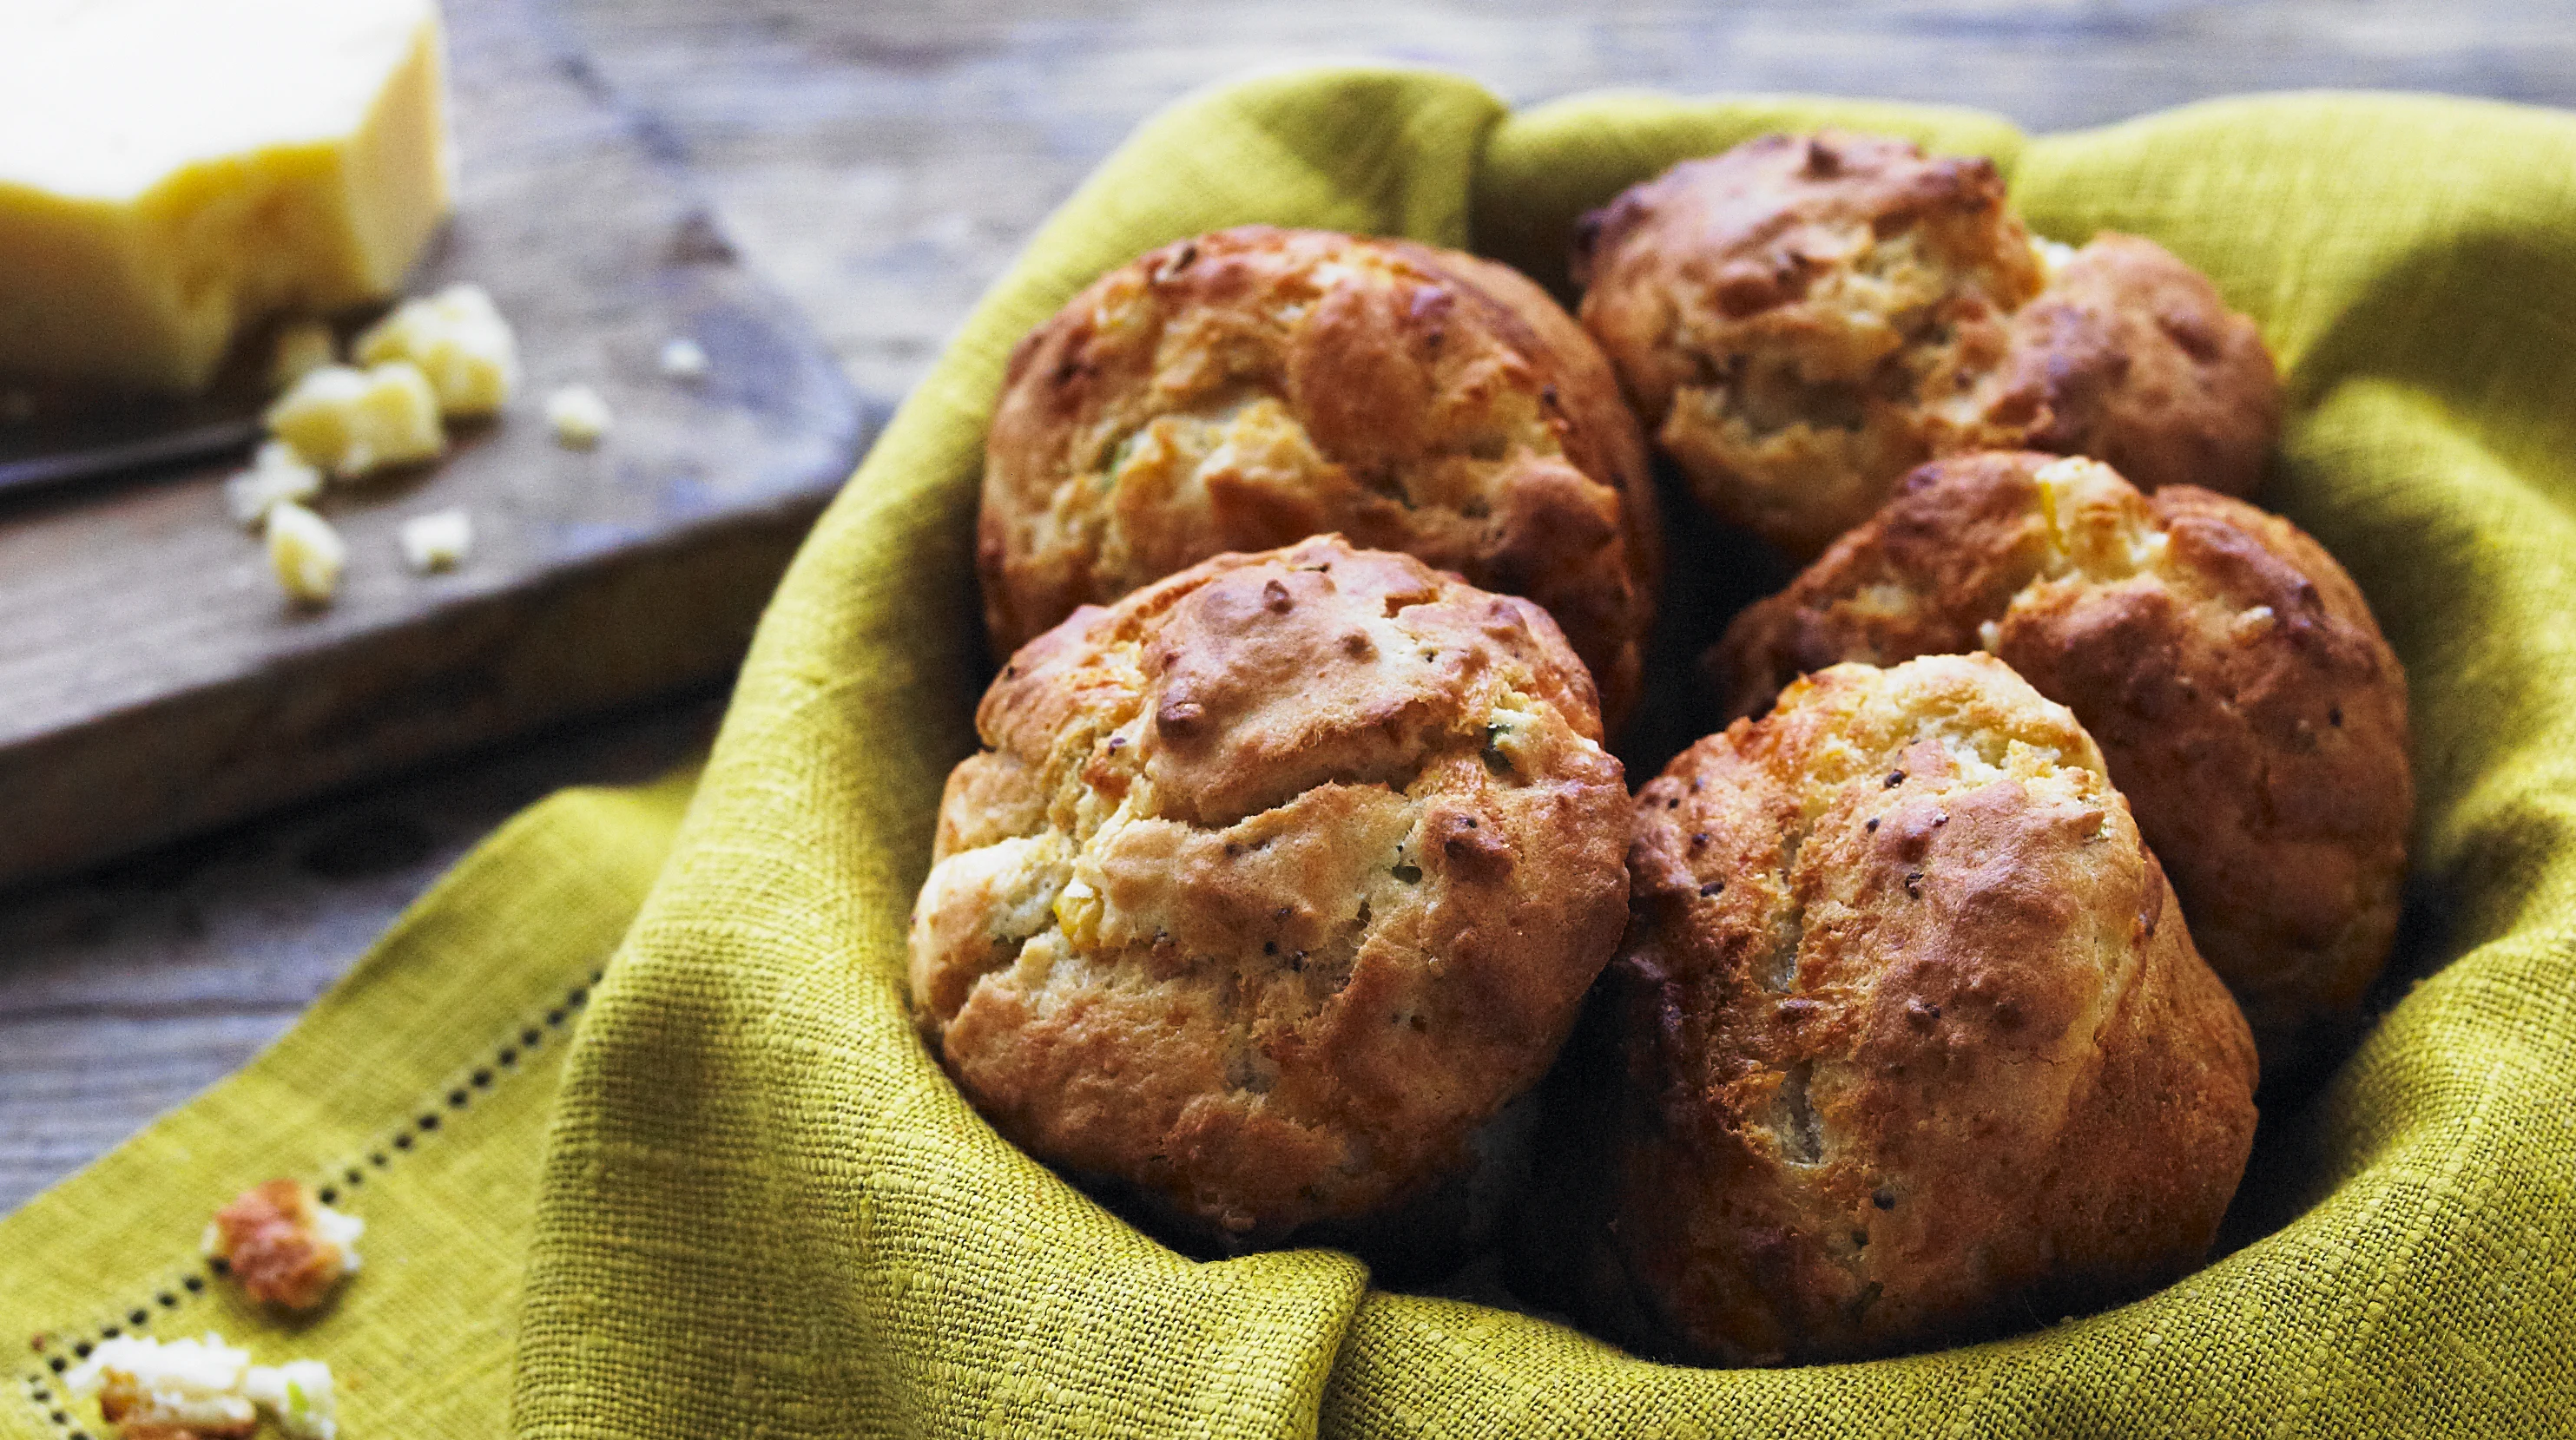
[1571,131,2277,557]
[910,535,1631,1247]
[1584,653,2258,1365]
[978,225,1661,728]
[1711,452,2411,1061]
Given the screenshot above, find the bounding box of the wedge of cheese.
[0,0,456,394]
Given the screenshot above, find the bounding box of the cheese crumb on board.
[267,362,444,479]
[266,502,347,606]
[64,1333,258,1439]
[545,383,612,447]
[0,0,454,393]
[243,1359,339,1440]
[355,282,518,417]
[658,337,709,380]
[222,441,325,529]
[399,508,472,572]
[270,321,339,392]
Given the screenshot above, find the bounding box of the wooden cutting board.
[0,0,873,887]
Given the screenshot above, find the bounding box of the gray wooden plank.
[0,691,720,1213]
[549,0,2576,418]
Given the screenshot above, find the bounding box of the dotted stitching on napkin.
[15,968,605,1439]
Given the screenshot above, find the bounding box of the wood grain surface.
[10,0,2576,1213]
[0,0,869,887]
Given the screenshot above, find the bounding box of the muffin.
[979,225,1661,727]
[1571,130,2278,556]
[1576,654,2259,1365]
[1712,452,2412,1058]
[910,536,1631,1251]
[1985,233,2280,498]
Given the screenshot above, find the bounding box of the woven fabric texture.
[10,68,2576,1440]
[514,73,2576,1436]
[0,777,694,1440]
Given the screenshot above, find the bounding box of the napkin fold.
[12,69,2576,1440]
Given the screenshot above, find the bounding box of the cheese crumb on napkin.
[64,1333,259,1438]
[66,1334,341,1440]
[243,1359,339,1440]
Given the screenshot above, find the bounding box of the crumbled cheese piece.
[64,1334,338,1440]
[657,336,709,380]
[65,1334,257,1439]
[354,282,518,417]
[544,383,612,447]
[270,321,339,392]
[313,1203,366,1269]
[2230,603,2279,642]
[265,503,347,607]
[2033,236,2079,279]
[266,361,444,480]
[399,508,471,573]
[243,1360,338,1440]
[222,441,325,529]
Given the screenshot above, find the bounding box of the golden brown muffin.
[1712,453,2412,1059]
[911,535,1631,1250]
[1571,132,2278,557]
[1579,654,2258,1366]
[1979,233,2280,498]
[980,225,1661,728]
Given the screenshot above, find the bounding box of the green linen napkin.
[14,67,2576,1440]
[1,775,693,1440]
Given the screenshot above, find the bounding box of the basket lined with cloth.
[10,68,2576,1440]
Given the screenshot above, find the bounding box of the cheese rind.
[0,0,456,393]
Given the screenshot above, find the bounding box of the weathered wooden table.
[8,0,2575,1211]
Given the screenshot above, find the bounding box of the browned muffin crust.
[980,225,1661,728]
[1979,233,2279,498]
[1573,131,2045,557]
[1713,453,2412,1057]
[1588,654,2258,1365]
[1571,131,2279,557]
[912,536,1631,1247]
